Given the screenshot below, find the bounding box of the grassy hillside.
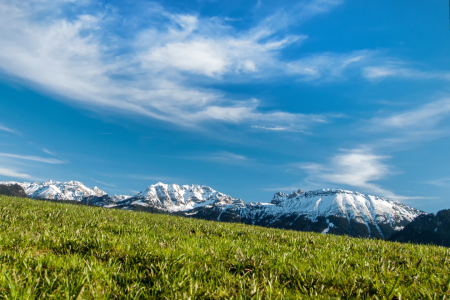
[0,196,449,299]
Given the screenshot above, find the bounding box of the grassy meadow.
[0,195,449,299]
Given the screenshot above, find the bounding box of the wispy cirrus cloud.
[363,66,450,81]
[251,125,305,132]
[92,179,116,187]
[287,51,369,81]
[422,178,450,188]
[371,98,450,130]
[0,153,66,164]
[0,0,346,132]
[207,151,249,162]
[365,98,450,146]
[0,125,19,135]
[0,0,443,135]
[42,148,56,156]
[0,167,33,180]
[180,151,251,165]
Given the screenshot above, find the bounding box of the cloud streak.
[364,98,450,147]
[0,153,66,164]
[363,66,450,81]
[251,125,304,132]
[180,151,252,165]
[0,125,19,135]
[371,98,450,130]
[0,168,33,180]
[287,51,369,81]
[42,148,56,156]
[92,179,116,187]
[421,178,450,188]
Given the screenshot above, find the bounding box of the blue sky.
[0,0,449,212]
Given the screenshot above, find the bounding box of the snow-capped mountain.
[115,182,243,211]
[186,188,424,239]
[0,180,425,239]
[0,180,106,201]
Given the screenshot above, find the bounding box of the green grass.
[0,195,449,299]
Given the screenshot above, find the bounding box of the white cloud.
[0,125,19,135]
[0,153,66,164]
[363,67,398,78]
[0,167,33,180]
[208,151,249,161]
[42,148,56,156]
[301,149,397,198]
[180,151,251,165]
[251,125,304,132]
[294,98,450,202]
[363,66,450,81]
[422,178,450,188]
[146,41,230,77]
[365,98,450,147]
[287,51,368,80]
[92,179,115,187]
[0,0,344,131]
[254,0,344,32]
[299,148,436,201]
[136,10,308,79]
[372,98,450,130]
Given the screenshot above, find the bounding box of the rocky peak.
[288,189,304,199]
[271,189,305,204]
[271,192,288,204]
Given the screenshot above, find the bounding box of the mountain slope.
[186,189,424,239]
[0,183,28,198]
[389,209,450,247]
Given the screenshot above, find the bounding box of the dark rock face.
[81,195,116,206]
[0,184,28,198]
[389,209,450,247]
[185,205,401,239]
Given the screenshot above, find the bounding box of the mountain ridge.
[0,180,107,201]
[389,209,450,246]
[0,180,426,239]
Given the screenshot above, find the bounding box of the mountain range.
[0,180,428,240]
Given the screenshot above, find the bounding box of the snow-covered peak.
[271,189,304,204]
[202,187,425,238]
[111,194,132,202]
[0,180,106,200]
[265,188,422,220]
[228,187,424,237]
[129,182,241,211]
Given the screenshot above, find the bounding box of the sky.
[0,0,449,212]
